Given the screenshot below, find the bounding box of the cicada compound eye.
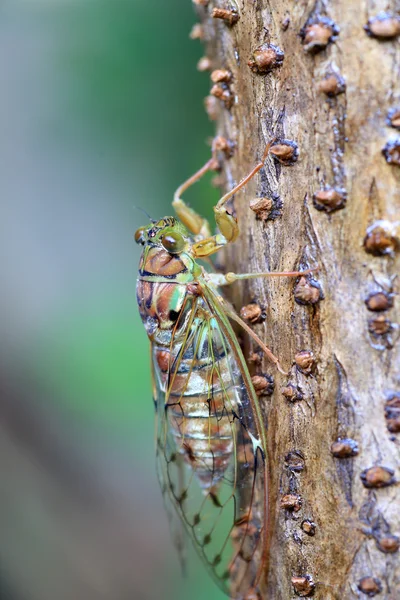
[161,230,185,254]
[134,227,146,245]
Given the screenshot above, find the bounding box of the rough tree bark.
[193,1,400,598]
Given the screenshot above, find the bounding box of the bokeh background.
[0,1,223,599]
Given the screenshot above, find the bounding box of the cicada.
[135,141,314,598]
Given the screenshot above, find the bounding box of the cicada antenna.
[133,205,156,223]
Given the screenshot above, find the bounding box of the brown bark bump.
[357,576,383,596]
[291,575,315,597]
[360,466,396,489]
[294,350,315,374]
[301,520,316,536]
[331,438,359,458]
[375,535,400,554]
[301,17,339,53]
[293,276,323,305]
[364,12,400,40]
[249,197,273,220]
[280,493,302,512]
[251,374,274,396]
[313,187,346,212]
[365,291,394,312]
[363,220,399,256]
[387,107,400,129]
[248,43,284,74]
[240,303,263,323]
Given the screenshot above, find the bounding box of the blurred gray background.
[0,1,222,599]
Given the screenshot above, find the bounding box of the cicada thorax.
[136,246,196,341]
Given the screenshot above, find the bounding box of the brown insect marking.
[360,466,396,488]
[212,135,234,158]
[376,534,400,554]
[387,107,400,130]
[280,493,302,512]
[204,95,219,120]
[363,220,399,256]
[249,197,273,221]
[197,56,212,72]
[384,393,400,433]
[187,282,201,296]
[211,69,232,84]
[382,138,400,166]
[357,576,383,596]
[183,441,197,464]
[282,383,304,403]
[365,291,394,312]
[368,315,392,336]
[240,303,263,324]
[364,12,400,40]
[294,276,323,305]
[251,374,274,396]
[156,350,170,373]
[331,438,359,458]
[301,520,316,536]
[295,350,315,374]
[285,451,305,473]
[301,18,339,53]
[248,43,284,74]
[209,489,222,508]
[210,83,234,109]
[291,575,315,597]
[189,23,204,40]
[270,139,298,165]
[232,513,259,544]
[318,72,346,97]
[234,512,252,528]
[313,187,346,213]
[193,0,209,6]
[211,7,239,26]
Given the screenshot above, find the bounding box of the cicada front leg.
[191,140,276,258]
[172,158,217,239]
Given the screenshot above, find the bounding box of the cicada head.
[135,216,200,278]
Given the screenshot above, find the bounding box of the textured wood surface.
[195,1,400,597]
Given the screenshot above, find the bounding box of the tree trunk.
[194,1,400,598]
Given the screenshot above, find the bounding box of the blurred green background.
[0,1,222,599]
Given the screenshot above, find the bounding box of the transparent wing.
[151,351,187,576]
[152,288,269,598]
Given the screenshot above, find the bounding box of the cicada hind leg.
[172,136,228,239]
